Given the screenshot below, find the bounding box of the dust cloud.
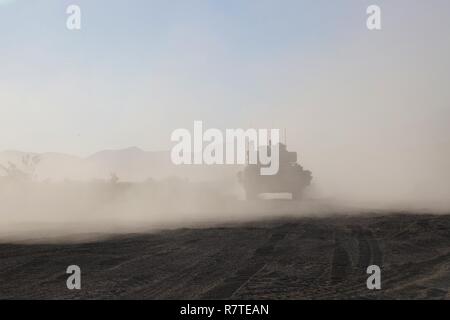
[1,1,450,242]
[0,174,327,242]
[0,149,449,243]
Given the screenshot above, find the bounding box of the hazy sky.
[1,0,450,207]
[1,0,449,156]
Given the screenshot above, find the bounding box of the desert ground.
[0,213,449,300]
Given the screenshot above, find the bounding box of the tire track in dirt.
[359,228,383,268]
[201,223,296,299]
[382,252,450,288]
[320,227,384,299]
[330,231,351,285]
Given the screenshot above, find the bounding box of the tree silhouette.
[0,154,41,181]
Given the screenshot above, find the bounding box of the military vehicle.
[238,143,312,200]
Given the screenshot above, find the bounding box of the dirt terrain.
[0,213,449,299]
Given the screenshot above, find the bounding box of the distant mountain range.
[0,147,239,182]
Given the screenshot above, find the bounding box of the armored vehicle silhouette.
[238,143,312,200]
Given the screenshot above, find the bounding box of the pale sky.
[1,0,449,158]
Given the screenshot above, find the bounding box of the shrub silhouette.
[0,154,41,181]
